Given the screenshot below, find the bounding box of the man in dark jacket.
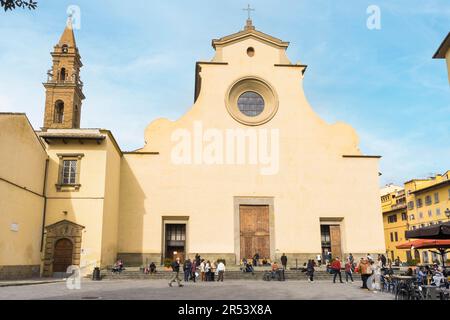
[183,259,192,282]
[169,257,183,287]
[281,254,288,270]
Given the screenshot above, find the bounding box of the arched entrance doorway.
[43,220,84,277]
[53,238,74,273]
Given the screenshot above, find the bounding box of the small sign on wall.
[10,223,19,232]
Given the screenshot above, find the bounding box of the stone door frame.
[43,220,85,277]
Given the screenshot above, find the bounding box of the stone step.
[91,270,362,281]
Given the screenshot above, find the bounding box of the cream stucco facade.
[0,20,386,279]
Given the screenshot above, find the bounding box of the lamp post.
[445,208,450,221]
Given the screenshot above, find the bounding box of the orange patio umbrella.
[396,239,450,268]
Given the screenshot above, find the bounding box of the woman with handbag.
[357,257,372,289]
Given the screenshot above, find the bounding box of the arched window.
[60,68,66,81]
[61,44,69,53]
[54,100,64,123]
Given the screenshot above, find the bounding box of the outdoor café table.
[392,275,416,298]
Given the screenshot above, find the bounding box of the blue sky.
[0,0,448,186]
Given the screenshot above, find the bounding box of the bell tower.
[43,17,85,129]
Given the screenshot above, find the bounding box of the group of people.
[323,253,389,289]
[168,255,226,287]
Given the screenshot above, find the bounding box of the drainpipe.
[40,158,49,252]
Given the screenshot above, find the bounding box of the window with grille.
[401,213,407,221]
[166,224,186,247]
[61,160,77,185]
[237,91,265,117]
[407,201,414,210]
[425,195,432,206]
[436,208,441,216]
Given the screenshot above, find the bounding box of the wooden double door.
[240,205,270,260]
[53,238,74,273]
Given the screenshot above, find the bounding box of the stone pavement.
[0,278,65,288]
[0,279,394,300]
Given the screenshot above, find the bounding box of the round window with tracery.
[237,91,265,117]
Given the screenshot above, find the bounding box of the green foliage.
[407,259,418,266]
[164,258,172,268]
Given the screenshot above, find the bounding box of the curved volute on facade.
[142,21,360,157]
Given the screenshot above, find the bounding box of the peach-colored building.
[0,19,386,279]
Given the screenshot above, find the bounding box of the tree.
[1,0,37,11]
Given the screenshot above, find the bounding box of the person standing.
[168,257,183,287]
[307,259,315,282]
[345,259,354,283]
[381,254,387,268]
[200,259,206,282]
[195,254,201,267]
[191,258,197,283]
[281,254,288,270]
[217,260,226,282]
[348,253,354,267]
[183,258,192,282]
[205,260,211,282]
[316,254,322,267]
[331,257,344,283]
[357,257,372,289]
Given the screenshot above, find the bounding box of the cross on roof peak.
[243,4,255,20]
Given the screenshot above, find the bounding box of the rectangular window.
[395,232,398,242]
[434,192,439,203]
[425,195,432,206]
[56,154,84,190]
[436,208,441,216]
[448,189,450,199]
[410,214,415,220]
[388,215,397,223]
[61,160,77,185]
[390,232,393,242]
[428,210,432,217]
[407,201,414,210]
[419,212,423,219]
[401,213,407,221]
[416,198,423,208]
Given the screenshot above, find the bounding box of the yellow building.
[0,18,387,279]
[404,172,450,264]
[381,185,408,263]
[381,173,450,266]
[433,32,450,84]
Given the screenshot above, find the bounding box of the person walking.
[191,258,197,282]
[168,257,183,287]
[307,259,315,282]
[183,258,192,282]
[217,260,226,282]
[357,257,372,289]
[331,257,344,283]
[345,259,354,283]
[281,254,288,270]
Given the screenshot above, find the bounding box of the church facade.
[0,19,385,279]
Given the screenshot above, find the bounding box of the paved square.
[0,280,394,300]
